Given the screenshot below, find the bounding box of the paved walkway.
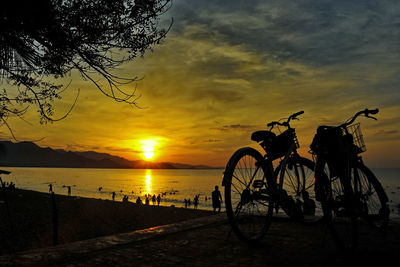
[1,214,399,266]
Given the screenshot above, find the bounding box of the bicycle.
[222,111,317,244]
[310,108,390,251]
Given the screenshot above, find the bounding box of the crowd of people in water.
[1,180,16,190]
[111,186,223,214]
[46,181,225,213]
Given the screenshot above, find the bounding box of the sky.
[1,0,400,167]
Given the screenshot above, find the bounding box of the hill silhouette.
[0,141,213,169]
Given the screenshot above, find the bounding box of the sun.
[143,151,154,160]
[140,139,158,161]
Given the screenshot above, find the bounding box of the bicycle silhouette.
[222,109,389,250]
[222,111,317,243]
[311,108,389,250]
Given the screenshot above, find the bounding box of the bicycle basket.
[346,123,366,153]
[310,126,343,155]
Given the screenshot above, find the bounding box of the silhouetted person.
[152,194,156,205]
[212,186,223,214]
[8,182,15,190]
[67,186,71,196]
[302,190,316,216]
[49,183,53,193]
[157,194,161,206]
[98,187,102,192]
[123,195,128,202]
[136,196,142,205]
[188,198,191,207]
[112,192,116,201]
[145,196,150,205]
[184,198,188,208]
[194,195,199,209]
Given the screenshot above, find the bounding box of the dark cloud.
[170,0,400,66]
[375,130,399,135]
[190,88,244,103]
[203,139,222,143]
[210,124,255,132]
[104,146,141,154]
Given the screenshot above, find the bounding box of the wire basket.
[346,123,366,153]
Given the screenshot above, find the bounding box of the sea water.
[2,167,400,219]
[1,167,225,210]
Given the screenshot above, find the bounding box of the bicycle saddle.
[251,131,276,142]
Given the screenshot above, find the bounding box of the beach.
[0,188,213,255]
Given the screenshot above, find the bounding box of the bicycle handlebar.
[267,111,304,129]
[289,111,304,120]
[340,108,379,128]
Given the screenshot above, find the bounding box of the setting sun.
[143,151,154,160]
[140,139,158,161]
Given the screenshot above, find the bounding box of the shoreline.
[0,188,213,255]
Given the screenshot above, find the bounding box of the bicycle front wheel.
[223,147,274,244]
[353,163,389,230]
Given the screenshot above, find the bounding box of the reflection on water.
[145,169,152,196]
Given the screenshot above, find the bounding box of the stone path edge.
[0,213,227,266]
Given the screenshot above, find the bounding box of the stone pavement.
[1,213,399,266]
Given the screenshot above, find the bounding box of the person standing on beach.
[112,192,116,201]
[152,194,156,205]
[157,194,161,206]
[212,186,223,214]
[194,195,199,209]
[67,186,71,196]
[49,183,53,193]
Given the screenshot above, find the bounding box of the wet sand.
[0,188,212,255]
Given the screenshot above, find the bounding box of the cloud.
[171,0,400,66]
[375,130,399,135]
[210,124,256,132]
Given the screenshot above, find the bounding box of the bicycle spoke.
[232,174,247,188]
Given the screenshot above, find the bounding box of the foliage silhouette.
[0,0,172,131]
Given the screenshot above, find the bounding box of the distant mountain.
[0,141,214,169]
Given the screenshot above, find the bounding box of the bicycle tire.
[315,158,358,251]
[275,156,321,221]
[352,162,389,230]
[223,147,274,244]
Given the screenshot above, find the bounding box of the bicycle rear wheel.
[223,147,274,244]
[316,159,358,251]
[353,162,389,230]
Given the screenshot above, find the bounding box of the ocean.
[2,167,399,219]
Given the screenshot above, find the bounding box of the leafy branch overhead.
[0,0,172,127]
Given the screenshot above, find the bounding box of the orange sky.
[1,0,400,168]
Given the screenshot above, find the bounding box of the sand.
[0,188,213,255]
